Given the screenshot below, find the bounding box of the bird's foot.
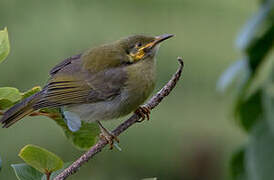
[97,121,119,150]
[135,106,150,122]
[99,132,119,150]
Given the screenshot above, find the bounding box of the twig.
[54,57,184,180]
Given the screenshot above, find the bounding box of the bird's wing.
[33,54,126,109]
[49,54,82,75]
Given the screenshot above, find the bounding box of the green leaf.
[247,23,274,72]
[66,121,100,150]
[41,162,71,180]
[246,120,274,180]
[41,108,100,150]
[21,86,42,99]
[11,163,43,180]
[217,59,250,93]
[230,148,247,180]
[235,90,263,131]
[0,87,22,110]
[18,144,64,174]
[262,60,274,135]
[245,57,273,99]
[0,27,10,63]
[236,1,274,52]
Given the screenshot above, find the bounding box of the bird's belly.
[65,88,150,123]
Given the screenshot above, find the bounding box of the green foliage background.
[0,0,258,179]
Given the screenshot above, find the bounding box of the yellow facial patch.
[129,42,155,62]
[130,50,145,61]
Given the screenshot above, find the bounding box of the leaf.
[217,59,250,93]
[63,121,100,150]
[262,59,274,134]
[236,1,273,51]
[247,23,274,72]
[40,108,100,150]
[21,86,42,99]
[41,162,71,180]
[230,147,247,180]
[245,56,273,98]
[11,163,43,180]
[235,90,263,131]
[246,120,274,180]
[0,27,10,63]
[18,144,64,174]
[0,87,22,110]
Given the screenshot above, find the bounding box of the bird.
[0,34,174,148]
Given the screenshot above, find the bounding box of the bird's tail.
[0,91,43,128]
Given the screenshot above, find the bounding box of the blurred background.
[0,0,257,179]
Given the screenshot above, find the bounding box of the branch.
[54,57,184,180]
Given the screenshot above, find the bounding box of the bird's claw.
[97,121,119,150]
[135,106,151,122]
[99,131,119,150]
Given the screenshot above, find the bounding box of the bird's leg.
[135,106,151,123]
[97,121,119,150]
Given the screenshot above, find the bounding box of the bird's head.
[118,34,174,64]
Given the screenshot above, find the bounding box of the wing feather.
[36,51,127,109]
[34,59,126,109]
[50,54,81,75]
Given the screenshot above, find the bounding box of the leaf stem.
[45,170,51,180]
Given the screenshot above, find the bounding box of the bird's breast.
[119,58,156,115]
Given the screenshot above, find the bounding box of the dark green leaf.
[230,147,247,180]
[41,108,100,150]
[0,87,22,110]
[11,163,43,180]
[0,27,10,63]
[19,144,64,174]
[235,90,263,131]
[247,24,274,72]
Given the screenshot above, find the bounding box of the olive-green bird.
[0,34,173,147]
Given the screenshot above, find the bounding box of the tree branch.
[54,57,184,180]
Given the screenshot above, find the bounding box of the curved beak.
[154,34,174,45]
[144,34,174,51]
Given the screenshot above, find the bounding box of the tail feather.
[0,91,42,128]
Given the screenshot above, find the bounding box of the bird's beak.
[143,34,174,51]
[154,34,174,45]
[133,34,174,60]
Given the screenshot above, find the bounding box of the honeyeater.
[0,34,174,148]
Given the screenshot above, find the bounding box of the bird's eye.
[136,42,142,47]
